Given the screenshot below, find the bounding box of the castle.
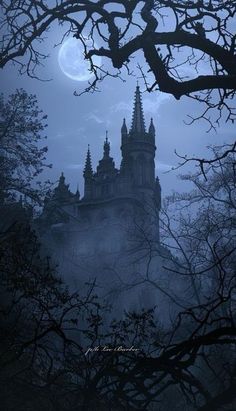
[41,86,164,310]
[43,85,161,235]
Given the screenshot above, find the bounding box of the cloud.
[86,113,104,124]
[155,161,173,172]
[110,92,172,120]
[51,126,86,140]
[178,62,212,79]
[110,100,132,114]
[142,93,172,115]
[66,163,83,170]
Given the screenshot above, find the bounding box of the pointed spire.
[103,131,110,158]
[59,172,65,186]
[149,118,155,136]
[83,145,93,178]
[121,118,128,134]
[130,85,146,133]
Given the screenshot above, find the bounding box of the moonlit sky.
[1,22,235,198]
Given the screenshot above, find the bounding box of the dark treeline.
[0,90,235,410]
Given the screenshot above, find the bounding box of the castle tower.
[120,85,156,194]
[94,133,118,198]
[96,133,116,178]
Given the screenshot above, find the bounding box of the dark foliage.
[1,1,236,128]
[0,89,51,205]
[0,145,235,410]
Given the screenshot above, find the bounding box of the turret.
[96,133,116,179]
[83,145,93,179]
[121,118,128,134]
[83,145,93,199]
[54,172,72,201]
[149,118,155,136]
[59,172,65,185]
[44,172,74,206]
[121,118,128,145]
[120,85,156,189]
[103,133,110,159]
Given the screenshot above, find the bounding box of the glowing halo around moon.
[58,37,102,82]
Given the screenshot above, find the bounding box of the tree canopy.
[0,89,50,205]
[1,1,236,126]
[1,149,236,409]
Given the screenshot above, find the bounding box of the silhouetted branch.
[1,1,236,126]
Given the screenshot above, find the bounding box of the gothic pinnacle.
[103,132,110,158]
[130,85,146,133]
[149,118,155,135]
[83,145,93,178]
[121,118,128,134]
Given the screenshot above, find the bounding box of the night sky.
[1,26,235,198]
